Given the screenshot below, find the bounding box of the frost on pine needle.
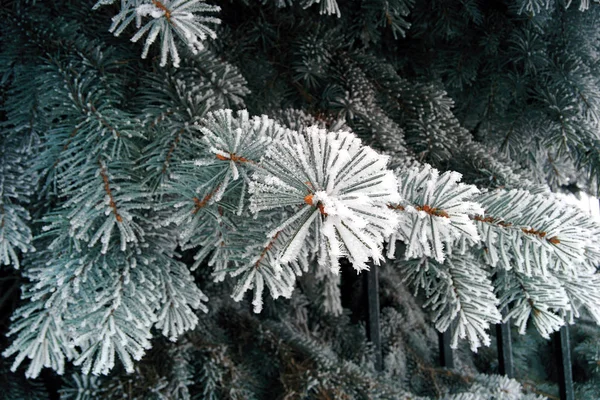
[315,261,343,315]
[181,51,251,109]
[496,265,600,340]
[228,221,309,313]
[250,127,400,273]
[481,190,600,338]
[475,189,600,276]
[300,0,341,17]
[389,165,483,263]
[94,0,221,67]
[559,271,600,323]
[453,374,545,399]
[496,269,569,339]
[401,255,501,351]
[60,159,149,254]
[7,0,600,391]
[2,300,74,379]
[198,109,290,191]
[59,373,102,399]
[4,241,208,377]
[0,143,35,269]
[153,253,209,341]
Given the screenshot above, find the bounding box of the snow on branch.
[496,266,600,338]
[250,127,400,273]
[94,0,221,67]
[196,110,291,206]
[474,189,600,276]
[389,164,483,263]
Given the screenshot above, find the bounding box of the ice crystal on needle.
[250,127,400,273]
[390,165,483,262]
[95,0,221,67]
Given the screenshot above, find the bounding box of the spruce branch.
[94,0,221,67]
[250,127,400,273]
[497,269,569,339]
[389,165,483,263]
[0,141,34,269]
[401,255,501,351]
[475,189,600,276]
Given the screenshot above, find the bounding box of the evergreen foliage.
[2,0,600,398]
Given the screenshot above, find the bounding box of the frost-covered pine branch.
[250,126,400,273]
[401,254,501,351]
[3,0,600,396]
[389,165,483,263]
[0,138,35,268]
[94,0,221,67]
